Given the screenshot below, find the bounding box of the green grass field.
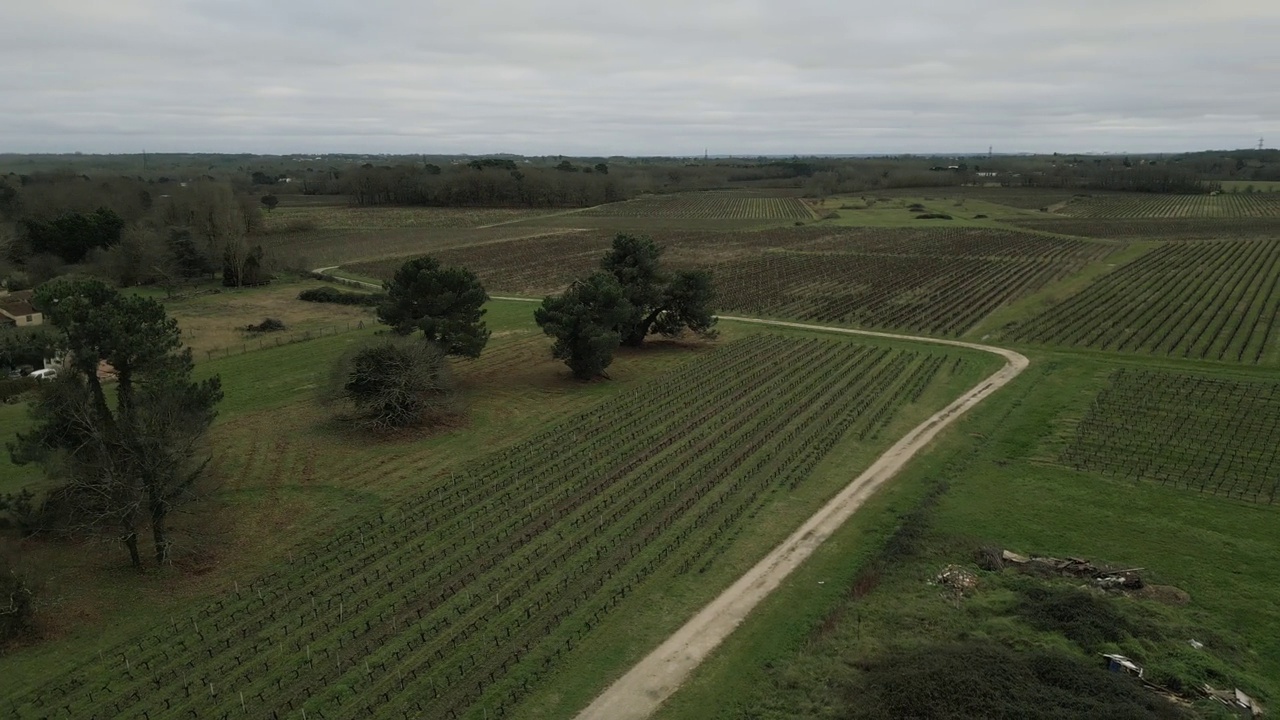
[5,189,1279,718]
[656,351,1280,719]
[871,185,1082,209]
[0,402,44,495]
[809,193,1049,226]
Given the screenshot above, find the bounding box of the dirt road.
[573,317,1028,720]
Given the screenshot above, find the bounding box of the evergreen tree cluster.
[535,234,717,379]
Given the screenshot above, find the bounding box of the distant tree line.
[341,163,626,208]
[2,149,1267,295]
[1149,148,1280,183]
[1024,164,1218,194]
[0,173,274,292]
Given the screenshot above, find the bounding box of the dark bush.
[916,213,954,220]
[328,337,458,431]
[21,208,125,264]
[0,559,37,644]
[222,244,270,288]
[975,545,1004,571]
[2,485,95,537]
[1013,584,1151,651]
[974,213,989,219]
[298,286,382,306]
[0,489,43,535]
[0,326,56,370]
[298,286,341,302]
[0,377,37,404]
[842,642,1189,720]
[245,318,286,333]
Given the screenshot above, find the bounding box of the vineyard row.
[9,336,965,720]
[1012,239,1280,364]
[1061,369,1280,502]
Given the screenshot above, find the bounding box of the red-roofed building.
[0,289,42,328]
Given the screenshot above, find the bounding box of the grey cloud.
[2,0,1277,154]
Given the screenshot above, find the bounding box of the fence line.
[199,320,368,362]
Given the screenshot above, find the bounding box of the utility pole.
[1260,137,1266,151]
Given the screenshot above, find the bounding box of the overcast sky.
[2,0,1276,156]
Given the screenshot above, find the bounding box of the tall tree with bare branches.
[8,279,222,568]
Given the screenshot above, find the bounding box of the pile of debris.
[932,564,979,607]
[934,564,979,593]
[998,549,1144,591]
[1100,656,1266,717]
[995,548,1265,716]
[1202,685,1265,718]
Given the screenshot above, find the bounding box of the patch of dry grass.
[164,281,376,359]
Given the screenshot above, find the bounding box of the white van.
[30,368,58,381]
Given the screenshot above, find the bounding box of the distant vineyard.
[348,227,1112,336]
[263,205,555,231]
[1056,193,1280,219]
[267,226,580,268]
[714,254,1081,336]
[708,227,1111,336]
[578,193,813,220]
[1010,217,1280,240]
[1062,369,1280,503]
[8,336,965,719]
[1012,240,1280,364]
[346,230,614,295]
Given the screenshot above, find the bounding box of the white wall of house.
[0,310,43,327]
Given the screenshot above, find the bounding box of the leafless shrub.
[326,336,459,432]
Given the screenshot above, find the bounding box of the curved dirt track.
[573,316,1028,720]
[304,278,1030,718]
